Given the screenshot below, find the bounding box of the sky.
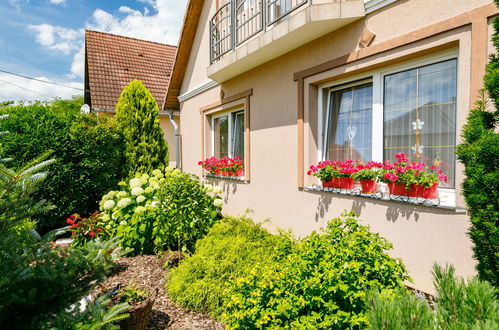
[0,0,188,102]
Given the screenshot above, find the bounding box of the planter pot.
[339,177,354,189]
[360,179,377,194]
[235,168,245,177]
[221,171,230,176]
[388,182,418,197]
[119,289,157,330]
[415,183,438,199]
[322,178,340,188]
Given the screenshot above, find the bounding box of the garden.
[0,20,498,329]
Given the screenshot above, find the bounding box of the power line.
[0,69,86,91]
[0,78,54,98]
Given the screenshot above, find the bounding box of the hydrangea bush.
[99,167,223,254]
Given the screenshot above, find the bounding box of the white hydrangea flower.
[213,199,223,207]
[152,169,163,178]
[129,178,142,189]
[148,177,158,184]
[150,201,159,208]
[134,206,147,214]
[144,187,154,194]
[117,198,132,208]
[119,220,127,226]
[213,186,223,194]
[165,166,174,173]
[204,184,214,193]
[117,191,128,198]
[159,178,166,184]
[150,182,160,190]
[103,200,116,210]
[136,195,146,203]
[131,187,145,196]
[101,214,110,221]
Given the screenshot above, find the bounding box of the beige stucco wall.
[178,0,496,293]
[159,116,179,167]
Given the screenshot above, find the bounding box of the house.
[84,30,180,167]
[165,0,498,293]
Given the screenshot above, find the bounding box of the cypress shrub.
[456,8,499,286]
[115,80,169,178]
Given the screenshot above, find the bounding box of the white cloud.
[28,24,81,54]
[20,0,187,101]
[0,73,83,102]
[87,0,187,45]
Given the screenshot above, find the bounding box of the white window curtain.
[324,82,373,162]
[383,59,457,187]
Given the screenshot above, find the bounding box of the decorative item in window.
[198,156,244,178]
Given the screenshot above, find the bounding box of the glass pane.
[214,115,229,158]
[383,59,457,187]
[232,112,245,160]
[326,83,373,162]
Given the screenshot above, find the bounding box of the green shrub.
[166,215,293,318]
[0,153,124,329]
[99,167,222,254]
[0,99,127,231]
[367,264,498,329]
[222,211,409,329]
[115,80,168,178]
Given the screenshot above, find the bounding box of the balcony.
[208,0,366,83]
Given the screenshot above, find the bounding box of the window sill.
[205,173,248,183]
[304,183,457,210]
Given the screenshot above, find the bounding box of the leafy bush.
[166,215,293,318]
[115,80,168,178]
[367,264,498,329]
[222,211,409,329]
[99,167,222,254]
[0,99,127,231]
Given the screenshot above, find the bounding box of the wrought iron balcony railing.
[210,0,309,64]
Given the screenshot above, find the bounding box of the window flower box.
[199,156,244,178]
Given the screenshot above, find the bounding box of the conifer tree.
[115,80,168,177]
[456,1,499,286]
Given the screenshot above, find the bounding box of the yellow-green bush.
[166,215,293,318]
[222,211,409,329]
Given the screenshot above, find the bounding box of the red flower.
[88,232,95,237]
[97,228,102,232]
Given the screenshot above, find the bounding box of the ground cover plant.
[367,264,498,329]
[222,211,409,329]
[166,215,293,318]
[116,80,168,178]
[0,98,126,231]
[98,167,223,254]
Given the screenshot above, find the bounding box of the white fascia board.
[177,80,219,103]
[364,0,398,14]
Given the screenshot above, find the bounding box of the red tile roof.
[85,30,177,111]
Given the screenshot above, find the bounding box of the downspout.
[169,110,182,170]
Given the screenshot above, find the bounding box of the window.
[212,110,245,159]
[320,57,457,188]
[323,81,373,163]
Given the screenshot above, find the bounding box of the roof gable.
[85,30,177,111]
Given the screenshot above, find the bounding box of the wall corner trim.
[178,80,220,103]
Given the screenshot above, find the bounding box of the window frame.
[317,50,459,205]
[211,108,245,159]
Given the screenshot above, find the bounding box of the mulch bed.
[92,253,225,330]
